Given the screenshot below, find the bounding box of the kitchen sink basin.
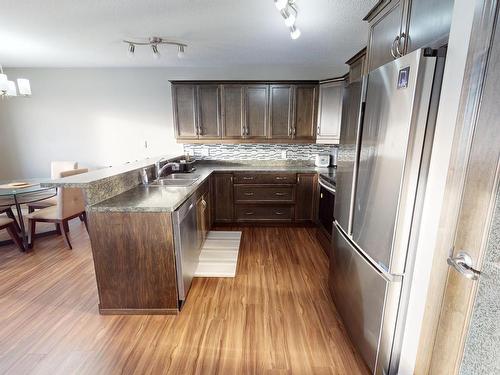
[148,174,200,187]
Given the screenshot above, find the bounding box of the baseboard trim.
[99,307,179,315]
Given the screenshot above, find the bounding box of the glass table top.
[0,178,54,197]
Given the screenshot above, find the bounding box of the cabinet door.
[269,85,293,139]
[317,81,344,144]
[367,0,405,72]
[221,85,244,139]
[293,85,318,140]
[405,0,453,54]
[295,173,318,222]
[212,173,233,223]
[173,84,198,139]
[244,85,269,139]
[197,85,221,138]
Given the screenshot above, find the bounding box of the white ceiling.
[0,0,377,77]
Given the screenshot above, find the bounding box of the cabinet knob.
[275,211,284,215]
[245,211,255,215]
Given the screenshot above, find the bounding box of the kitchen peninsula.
[45,157,334,315]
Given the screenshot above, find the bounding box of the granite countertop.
[41,154,184,188]
[89,163,335,213]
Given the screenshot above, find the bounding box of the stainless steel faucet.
[155,159,179,179]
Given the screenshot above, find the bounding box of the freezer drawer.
[330,223,401,374]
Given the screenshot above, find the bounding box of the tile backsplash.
[183,144,337,161]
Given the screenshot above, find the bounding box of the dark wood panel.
[212,173,234,223]
[293,85,318,140]
[221,85,244,138]
[87,211,178,313]
[234,205,294,222]
[173,84,198,139]
[245,85,268,139]
[233,172,296,185]
[295,173,318,222]
[234,185,295,204]
[197,85,221,138]
[270,85,293,138]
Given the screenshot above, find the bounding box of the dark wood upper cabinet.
[172,85,198,139]
[172,81,319,143]
[364,0,453,72]
[295,173,318,222]
[197,85,221,138]
[221,85,244,139]
[269,85,293,138]
[293,85,318,140]
[244,85,268,139]
[365,0,405,73]
[405,0,454,54]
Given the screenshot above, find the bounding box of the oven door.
[318,178,335,236]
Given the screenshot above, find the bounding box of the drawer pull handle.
[275,192,286,196]
[244,192,255,196]
[275,177,287,180]
[275,211,285,215]
[243,177,254,180]
[244,211,255,215]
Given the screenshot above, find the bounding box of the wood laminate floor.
[0,221,369,375]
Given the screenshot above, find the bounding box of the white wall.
[0,65,324,179]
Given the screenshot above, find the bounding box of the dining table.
[0,179,57,250]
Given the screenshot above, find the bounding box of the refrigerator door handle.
[334,222,402,283]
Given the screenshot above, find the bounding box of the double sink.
[149,173,201,187]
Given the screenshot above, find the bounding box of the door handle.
[447,251,481,280]
[391,35,400,59]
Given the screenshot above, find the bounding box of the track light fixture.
[123,37,188,59]
[273,0,300,39]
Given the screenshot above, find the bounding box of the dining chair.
[0,198,21,233]
[27,168,88,250]
[27,161,79,213]
[0,216,24,251]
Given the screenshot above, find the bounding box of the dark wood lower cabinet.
[213,172,318,224]
[87,211,179,315]
[212,173,234,223]
[295,173,319,222]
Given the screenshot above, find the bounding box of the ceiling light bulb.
[127,43,135,58]
[290,26,301,40]
[284,12,296,27]
[274,0,287,11]
[152,44,160,59]
[17,79,31,96]
[177,45,185,59]
[6,80,17,96]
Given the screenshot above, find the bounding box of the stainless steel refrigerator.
[331,48,445,374]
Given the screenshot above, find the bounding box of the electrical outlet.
[281,150,288,159]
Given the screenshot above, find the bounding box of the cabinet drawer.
[234,185,295,203]
[233,172,296,184]
[235,205,294,222]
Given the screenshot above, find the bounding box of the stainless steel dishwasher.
[172,194,200,306]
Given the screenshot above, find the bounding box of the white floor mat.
[194,231,242,277]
